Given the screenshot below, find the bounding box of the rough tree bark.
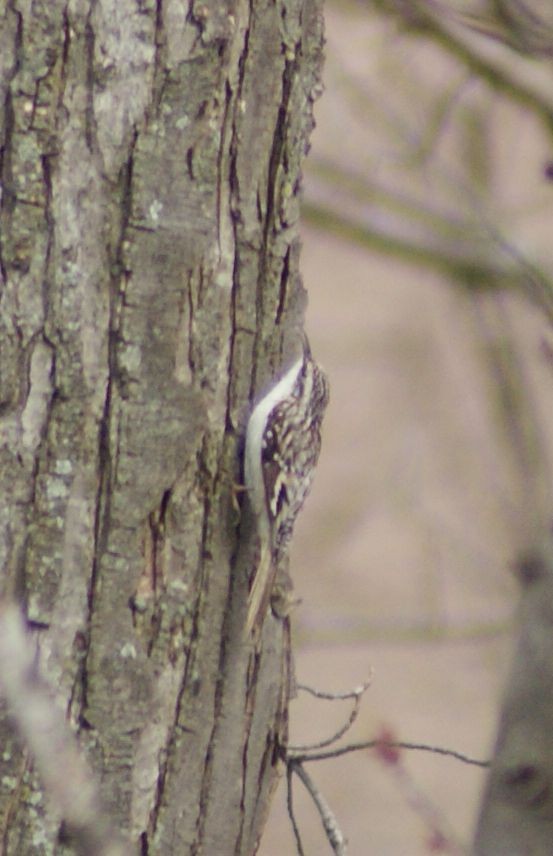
[0,0,323,853]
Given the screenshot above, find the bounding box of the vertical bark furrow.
[0,0,323,851]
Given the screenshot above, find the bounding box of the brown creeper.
[244,338,329,636]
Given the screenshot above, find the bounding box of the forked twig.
[283,676,488,854]
[288,677,373,752]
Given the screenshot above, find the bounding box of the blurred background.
[260,1,553,853]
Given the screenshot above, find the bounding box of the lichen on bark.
[0,0,324,852]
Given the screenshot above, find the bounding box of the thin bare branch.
[296,679,373,702]
[290,739,489,767]
[305,165,553,328]
[303,182,512,283]
[384,0,553,120]
[291,760,348,856]
[289,679,372,752]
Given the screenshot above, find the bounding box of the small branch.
[283,676,487,852]
[0,603,130,856]
[291,760,348,856]
[303,187,511,283]
[289,739,489,767]
[296,679,373,702]
[383,0,553,120]
[288,678,372,752]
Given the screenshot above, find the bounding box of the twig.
[291,760,348,856]
[296,680,373,702]
[283,678,487,853]
[289,739,489,767]
[288,678,373,752]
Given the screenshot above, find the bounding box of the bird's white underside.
[244,355,303,532]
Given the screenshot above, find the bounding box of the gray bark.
[0,0,323,852]
[473,544,553,855]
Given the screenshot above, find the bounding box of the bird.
[243,337,329,637]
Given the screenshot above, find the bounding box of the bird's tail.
[244,543,275,638]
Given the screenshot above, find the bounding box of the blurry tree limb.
[304,164,509,279]
[470,292,553,537]
[304,164,553,324]
[375,0,553,120]
[0,604,129,856]
[494,0,553,57]
[459,287,553,856]
[307,4,553,327]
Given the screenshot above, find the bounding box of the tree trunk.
[473,545,553,855]
[0,0,323,852]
